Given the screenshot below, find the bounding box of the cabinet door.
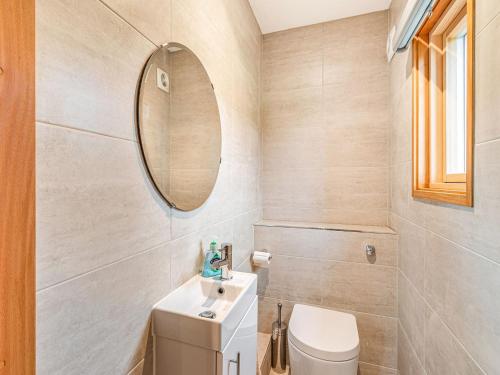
[156,336,217,375]
[218,296,257,375]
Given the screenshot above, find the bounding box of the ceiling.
[249,0,392,34]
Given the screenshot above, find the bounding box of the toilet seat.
[288,304,360,362]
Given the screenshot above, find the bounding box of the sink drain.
[199,310,216,319]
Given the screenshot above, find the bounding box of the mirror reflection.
[137,43,222,211]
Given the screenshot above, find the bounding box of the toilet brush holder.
[271,303,287,372]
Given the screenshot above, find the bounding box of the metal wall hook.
[365,244,376,256]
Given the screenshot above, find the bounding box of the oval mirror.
[137,43,222,211]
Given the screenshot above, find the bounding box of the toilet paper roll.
[252,251,272,268]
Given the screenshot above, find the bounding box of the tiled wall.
[261,11,390,226]
[36,0,261,373]
[254,223,398,374]
[389,0,500,374]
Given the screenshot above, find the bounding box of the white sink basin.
[153,271,257,352]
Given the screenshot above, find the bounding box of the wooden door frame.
[0,0,36,374]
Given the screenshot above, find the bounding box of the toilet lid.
[288,304,360,362]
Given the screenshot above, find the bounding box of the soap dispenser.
[201,239,221,278]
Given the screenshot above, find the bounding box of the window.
[412,0,474,206]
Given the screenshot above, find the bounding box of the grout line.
[419,293,487,375]
[126,358,145,375]
[391,212,500,267]
[398,321,427,373]
[262,165,391,172]
[270,253,398,270]
[259,295,398,321]
[169,207,261,240]
[36,120,137,144]
[475,136,500,147]
[36,239,173,293]
[37,205,260,293]
[254,222,396,235]
[476,9,500,37]
[395,220,489,374]
[96,0,159,48]
[358,361,397,372]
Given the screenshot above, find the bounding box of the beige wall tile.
[263,23,323,59]
[101,0,171,45]
[263,166,388,226]
[168,234,205,290]
[257,255,324,304]
[232,210,261,269]
[262,12,390,226]
[318,208,389,226]
[476,0,500,35]
[263,125,327,171]
[358,362,397,375]
[262,50,322,93]
[470,141,500,263]
[323,83,389,129]
[36,123,171,290]
[263,24,323,92]
[257,297,294,334]
[323,45,388,88]
[222,0,262,71]
[127,354,153,375]
[263,206,389,227]
[233,63,260,121]
[262,168,327,209]
[323,167,389,210]
[36,0,156,140]
[325,127,389,168]
[389,162,410,219]
[389,48,412,105]
[271,174,388,224]
[323,11,388,48]
[424,232,500,374]
[424,308,485,375]
[254,225,398,266]
[398,324,426,375]
[354,311,398,368]
[37,243,171,375]
[395,217,425,293]
[262,87,323,129]
[323,11,388,86]
[390,80,412,165]
[476,14,500,143]
[398,272,425,363]
[321,261,397,317]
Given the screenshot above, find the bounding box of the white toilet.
[288,304,360,375]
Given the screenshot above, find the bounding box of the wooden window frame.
[0,0,36,373]
[412,0,474,206]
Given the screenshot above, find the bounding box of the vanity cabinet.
[217,297,257,375]
[155,296,257,375]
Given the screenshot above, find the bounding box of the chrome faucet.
[212,243,233,280]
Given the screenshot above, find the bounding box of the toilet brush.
[271,302,287,372]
